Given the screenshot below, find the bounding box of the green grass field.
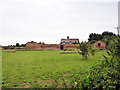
[2,50,105,88]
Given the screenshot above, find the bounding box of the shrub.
[99,49,105,51]
[13,84,19,87]
[63,49,67,51]
[77,50,82,54]
[60,51,78,54]
[89,48,99,56]
[82,56,120,89]
[81,37,120,89]
[2,84,7,88]
[69,49,74,51]
[6,50,16,53]
[77,42,88,60]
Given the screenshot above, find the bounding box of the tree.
[21,44,26,47]
[102,31,116,37]
[115,36,120,57]
[78,41,88,60]
[88,33,102,41]
[88,31,117,42]
[16,43,20,47]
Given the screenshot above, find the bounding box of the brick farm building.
[26,36,79,50]
[93,41,106,49]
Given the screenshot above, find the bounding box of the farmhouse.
[60,36,79,44]
[93,41,106,49]
[26,36,79,50]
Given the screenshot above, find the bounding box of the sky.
[0,0,119,46]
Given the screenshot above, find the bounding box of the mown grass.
[2,50,106,88]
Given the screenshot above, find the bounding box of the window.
[98,43,101,46]
[63,41,65,44]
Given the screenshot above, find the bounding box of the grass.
[2,50,106,88]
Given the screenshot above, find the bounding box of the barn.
[93,41,106,49]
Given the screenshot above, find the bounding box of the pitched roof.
[61,38,79,41]
[69,39,79,40]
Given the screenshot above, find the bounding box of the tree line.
[88,31,117,42]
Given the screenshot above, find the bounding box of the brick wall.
[64,44,79,50]
[26,41,79,50]
[40,44,60,50]
[26,42,41,50]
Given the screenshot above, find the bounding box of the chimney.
[67,36,69,39]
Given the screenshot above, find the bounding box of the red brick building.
[93,41,106,49]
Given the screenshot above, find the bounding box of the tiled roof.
[61,39,79,40]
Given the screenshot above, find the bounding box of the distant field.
[2,50,105,88]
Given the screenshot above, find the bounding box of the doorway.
[60,45,64,50]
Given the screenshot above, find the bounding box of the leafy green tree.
[88,31,117,42]
[102,31,116,37]
[78,42,88,60]
[115,36,120,57]
[21,44,26,47]
[16,43,20,47]
[88,33,102,41]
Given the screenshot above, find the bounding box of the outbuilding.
[93,41,106,49]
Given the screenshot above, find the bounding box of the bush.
[77,50,82,54]
[60,51,78,54]
[13,84,19,87]
[2,84,7,88]
[63,49,67,51]
[77,42,88,60]
[69,49,74,51]
[81,37,120,89]
[6,50,16,53]
[89,48,99,56]
[99,49,105,51]
[82,56,120,89]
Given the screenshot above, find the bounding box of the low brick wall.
[64,44,79,50]
[26,42,79,50]
[40,44,60,50]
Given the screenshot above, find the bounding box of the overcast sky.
[0,0,119,46]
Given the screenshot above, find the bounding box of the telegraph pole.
[118,1,120,36]
[117,27,120,36]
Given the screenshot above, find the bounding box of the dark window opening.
[98,43,101,46]
[63,41,65,44]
